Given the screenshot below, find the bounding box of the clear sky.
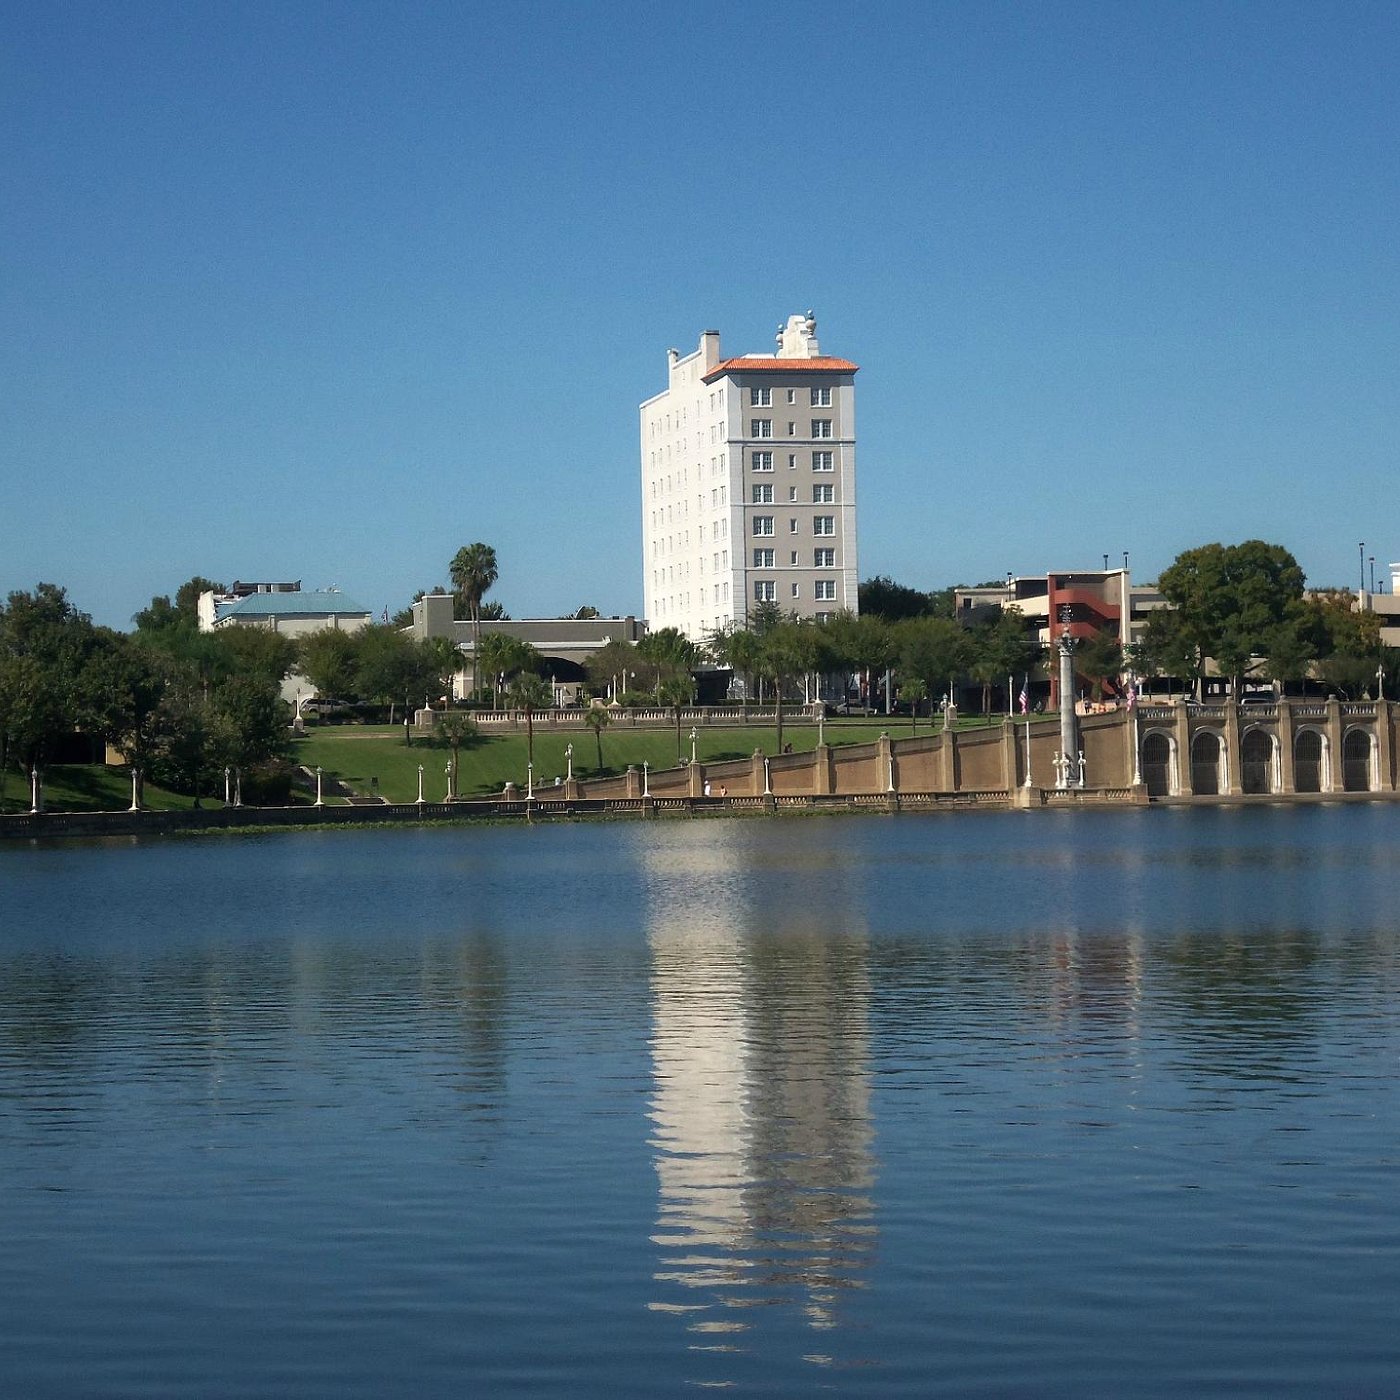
[4,0,1398,629]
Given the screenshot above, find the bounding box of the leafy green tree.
[213,675,291,772]
[212,626,297,689]
[899,617,974,713]
[1305,589,1384,697]
[584,706,611,774]
[0,584,100,777]
[175,576,225,618]
[584,638,641,699]
[1074,630,1124,703]
[298,629,359,705]
[81,636,168,805]
[449,543,499,696]
[1157,541,1307,696]
[859,575,933,622]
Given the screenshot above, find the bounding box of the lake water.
[2,806,1399,1397]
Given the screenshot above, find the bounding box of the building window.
[754,580,776,602]
[812,450,833,471]
[814,516,835,536]
[811,419,833,438]
[752,483,773,503]
[786,388,796,403]
[788,486,797,501]
[788,453,797,469]
[814,547,835,567]
[750,386,771,406]
[789,518,799,534]
[810,385,832,406]
[753,548,775,568]
[813,484,834,503]
[815,580,836,600]
[751,419,772,438]
[815,611,832,624]
[751,451,773,471]
[753,516,774,536]
[787,422,796,436]
[792,583,801,598]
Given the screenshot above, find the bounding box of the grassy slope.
[292,719,906,802]
[0,765,208,814]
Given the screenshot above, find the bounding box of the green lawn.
[0,764,210,815]
[293,718,908,803]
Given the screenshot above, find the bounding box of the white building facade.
[640,312,859,642]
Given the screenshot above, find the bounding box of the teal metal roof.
[218,590,371,620]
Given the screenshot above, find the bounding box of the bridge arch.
[1190,729,1227,795]
[1342,726,1376,792]
[1294,727,1328,793]
[1240,725,1278,795]
[1140,729,1178,797]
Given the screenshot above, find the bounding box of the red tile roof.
[703,356,859,381]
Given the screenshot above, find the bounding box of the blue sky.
[4,0,1398,629]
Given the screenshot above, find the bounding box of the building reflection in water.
[640,827,876,1355]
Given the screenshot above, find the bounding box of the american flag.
[1018,678,1029,715]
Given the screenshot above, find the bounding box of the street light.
[689,726,698,764]
[129,767,141,812]
[416,764,425,805]
[642,760,650,798]
[565,743,573,782]
[445,764,452,802]
[224,766,232,805]
[526,761,534,800]
[315,767,324,806]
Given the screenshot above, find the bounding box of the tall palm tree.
[584,706,611,774]
[507,672,552,773]
[449,543,499,700]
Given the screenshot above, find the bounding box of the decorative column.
[1057,631,1079,786]
[1325,697,1344,793]
[30,766,41,814]
[1277,700,1297,794]
[129,768,142,813]
[1223,701,1244,795]
[314,767,324,806]
[1375,700,1394,791]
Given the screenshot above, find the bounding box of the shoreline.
[4,786,1400,843]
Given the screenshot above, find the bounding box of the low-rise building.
[198,581,373,637]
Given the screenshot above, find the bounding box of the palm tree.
[477,631,536,711]
[759,621,817,756]
[584,706,611,774]
[449,543,499,700]
[434,711,478,799]
[657,675,696,764]
[507,672,552,772]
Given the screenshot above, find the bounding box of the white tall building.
[640,312,859,642]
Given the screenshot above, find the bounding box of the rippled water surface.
[3,806,1400,1397]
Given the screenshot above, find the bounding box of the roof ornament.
[776,311,820,359]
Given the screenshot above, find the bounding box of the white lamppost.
[30,766,41,814]
[224,766,232,805]
[129,767,141,812]
[764,756,772,795]
[416,764,425,805]
[445,764,452,801]
[565,743,573,782]
[1023,716,1033,789]
[689,727,698,764]
[817,708,825,746]
[233,768,242,807]
[526,761,534,800]
[887,753,896,794]
[642,761,650,798]
[314,767,324,806]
